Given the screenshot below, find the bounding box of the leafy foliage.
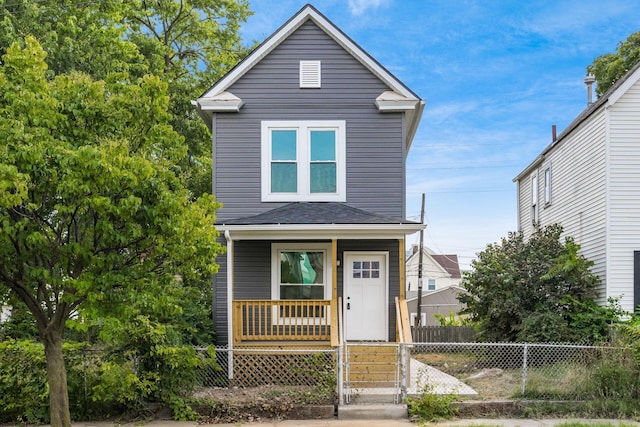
[588,30,640,97]
[0,37,224,426]
[459,224,615,343]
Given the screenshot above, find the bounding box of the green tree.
[0,0,253,195]
[588,30,640,97]
[459,224,603,342]
[0,38,223,427]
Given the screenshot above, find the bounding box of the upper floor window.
[543,163,552,206]
[261,120,346,202]
[427,278,436,291]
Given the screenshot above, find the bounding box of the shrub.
[0,339,49,424]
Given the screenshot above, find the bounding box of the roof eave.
[218,223,425,240]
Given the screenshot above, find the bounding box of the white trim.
[271,242,332,300]
[261,120,346,202]
[375,90,418,111]
[604,103,612,301]
[271,242,332,325]
[219,223,425,241]
[224,230,234,378]
[191,91,243,112]
[608,66,640,105]
[343,251,389,341]
[543,161,552,206]
[530,172,538,224]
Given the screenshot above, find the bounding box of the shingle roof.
[431,254,462,279]
[219,202,419,225]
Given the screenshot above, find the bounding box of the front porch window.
[272,243,331,300]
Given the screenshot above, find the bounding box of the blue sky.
[239,0,640,269]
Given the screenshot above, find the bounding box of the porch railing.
[233,299,332,343]
[395,297,413,344]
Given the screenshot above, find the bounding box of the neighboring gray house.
[406,285,466,327]
[405,246,464,326]
[192,4,425,351]
[513,62,640,313]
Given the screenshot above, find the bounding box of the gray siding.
[214,20,405,222]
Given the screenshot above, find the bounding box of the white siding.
[607,79,640,311]
[517,108,608,303]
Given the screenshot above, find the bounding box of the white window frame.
[261,120,346,202]
[531,173,538,224]
[427,278,436,291]
[410,312,427,326]
[543,163,552,206]
[271,243,332,325]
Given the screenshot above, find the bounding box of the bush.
[407,370,458,422]
[0,340,49,424]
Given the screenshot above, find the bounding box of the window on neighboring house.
[427,278,436,291]
[531,173,538,224]
[261,121,346,202]
[543,164,552,205]
[410,312,427,326]
[271,243,331,300]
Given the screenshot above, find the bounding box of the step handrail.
[395,297,413,344]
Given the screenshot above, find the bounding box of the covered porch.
[217,202,423,348]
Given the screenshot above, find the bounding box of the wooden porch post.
[399,238,406,300]
[332,239,338,300]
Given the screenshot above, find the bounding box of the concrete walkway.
[409,358,477,396]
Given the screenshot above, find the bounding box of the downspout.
[225,230,234,380]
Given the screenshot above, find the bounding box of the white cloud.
[348,0,389,15]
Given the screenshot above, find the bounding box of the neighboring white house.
[513,62,640,313]
[406,245,462,299]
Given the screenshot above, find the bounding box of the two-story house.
[513,62,640,313]
[192,4,424,381]
[405,246,464,325]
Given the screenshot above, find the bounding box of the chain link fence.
[408,342,635,401]
[192,342,637,404]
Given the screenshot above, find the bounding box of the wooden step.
[344,344,399,386]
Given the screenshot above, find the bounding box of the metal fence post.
[400,343,408,403]
[521,343,528,395]
[338,344,344,405]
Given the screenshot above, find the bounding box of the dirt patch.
[193,385,335,424]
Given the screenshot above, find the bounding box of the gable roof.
[406,247,462,279]
[514,60,640,182]
[192,3,425,150]
[217,202,425,239]
[431,255,462,279]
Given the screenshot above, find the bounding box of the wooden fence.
[411,325,476,343]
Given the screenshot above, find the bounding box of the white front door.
[344,252,388,341]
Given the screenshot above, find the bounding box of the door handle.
[347,302,351,310]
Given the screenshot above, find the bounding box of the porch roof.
[217,202,424,240]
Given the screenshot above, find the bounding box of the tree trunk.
[42,328,71,427]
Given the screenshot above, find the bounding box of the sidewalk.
[72,418,640,427]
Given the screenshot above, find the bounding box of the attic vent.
[300,60,321,88]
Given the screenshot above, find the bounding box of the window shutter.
[300,61,321,88]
